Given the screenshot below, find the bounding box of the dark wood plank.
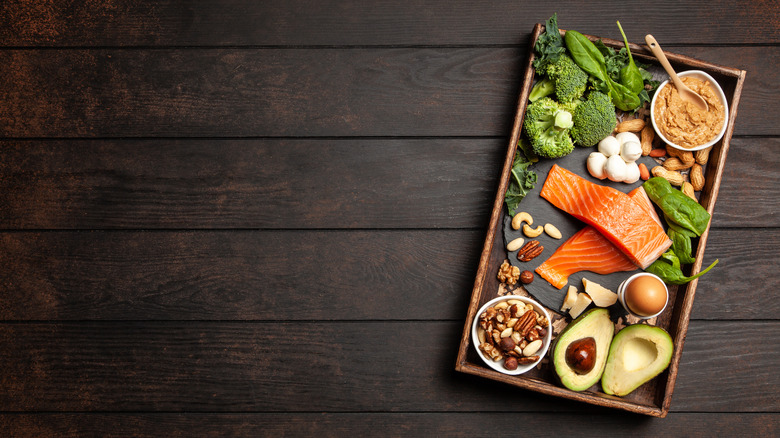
[1,413,778,437]
[0,47,774,138]
[0,138,504,229]
[0,321,775,412]
[0,228,774,321]
[0,137,775,229]
[1,1,778,46]
[0,230,482,321]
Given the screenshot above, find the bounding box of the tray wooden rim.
[455,22,747,418]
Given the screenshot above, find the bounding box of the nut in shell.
[616,118,645,133]
[652,166,684,186]
[690,163,705,191]
[682,182,696,200]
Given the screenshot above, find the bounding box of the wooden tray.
[455,23,746,417]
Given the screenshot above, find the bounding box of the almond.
[649,148,667,158]
[638,162,650,181]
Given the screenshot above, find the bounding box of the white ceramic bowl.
[617,272,669,320]
[471,295,552,375]
[650,70,729,152]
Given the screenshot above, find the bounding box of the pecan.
[515,309,536,337]
[517,240,543,262]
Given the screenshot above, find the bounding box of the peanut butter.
[653,76,725,149]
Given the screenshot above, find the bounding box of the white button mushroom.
[620,140,642,163]
[623,161,641,184]
[615,131,640,147]
[597,136,621,157]
[604,154,628,182]
[587,152,608,180]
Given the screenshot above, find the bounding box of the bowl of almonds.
[471,295,552,375]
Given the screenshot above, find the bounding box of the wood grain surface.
[0,0,777,435]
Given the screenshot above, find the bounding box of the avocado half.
[601,324,674,396]
[552,308,614,392]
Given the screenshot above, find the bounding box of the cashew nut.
[506,237,525,252]
[544,223,562,239]
[523,224,543,238]
[511,211,533,230]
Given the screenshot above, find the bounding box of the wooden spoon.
[645,34,708,111]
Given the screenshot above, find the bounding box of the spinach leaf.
[616,21,644,95]
[564,30,640,111]
[644,177,711,236]
[643,177,718,284]
[504,147,538,216]
[646,249,719,285]
[667,220,697,264]
[564,30,608,82]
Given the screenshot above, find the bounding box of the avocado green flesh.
[552,308,615,392]
[601,324,674,396]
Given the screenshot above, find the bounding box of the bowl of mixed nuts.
[471,295,552,375]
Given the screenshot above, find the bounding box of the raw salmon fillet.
[535,226,638,289]
[628,186,662,227]
[540,165,671,269]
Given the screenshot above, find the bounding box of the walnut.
[497,260,520,285]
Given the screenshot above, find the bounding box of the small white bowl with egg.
[650,70,729,152]
[617,273,669,320]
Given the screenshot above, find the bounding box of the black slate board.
[502,145,662,313]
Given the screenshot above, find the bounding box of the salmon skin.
[540,164,671,269]
[535,226,638,289]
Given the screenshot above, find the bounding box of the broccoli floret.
[523,97,575,159]
[529,77,554,102]
[570,91,617,147]
[542,54,588,103]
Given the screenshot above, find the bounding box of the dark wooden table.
[1,1,777,436]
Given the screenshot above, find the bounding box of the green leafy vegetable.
[564,30,641,112]
[616,21,644,95]
[642,176,718,284]
[504,147,538,216]
[643,177,711,236]
[533,13,566,71]
[516,136,539,163]
[646,249,719,285]
[667,221,697,265]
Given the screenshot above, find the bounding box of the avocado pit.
[565,337,596,374]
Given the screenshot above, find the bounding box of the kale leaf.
[504,145,538,216]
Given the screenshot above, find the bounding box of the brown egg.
[625,275,667,316]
